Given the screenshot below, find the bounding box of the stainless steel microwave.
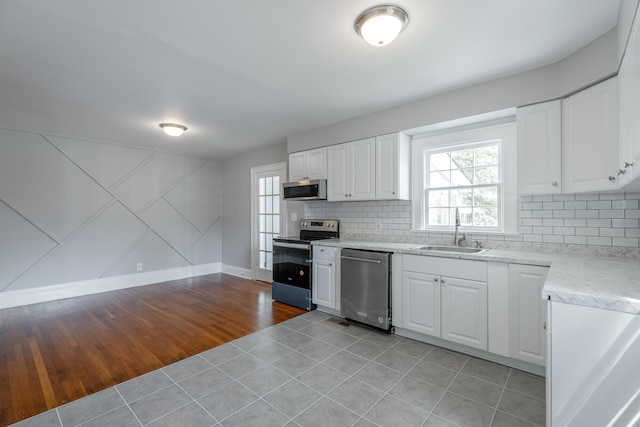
[282,179,327,200]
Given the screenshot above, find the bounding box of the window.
[258,175,280,270]
[412,121,516,234]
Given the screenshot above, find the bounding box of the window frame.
[411,120,517,235]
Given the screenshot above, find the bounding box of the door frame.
[250,162,287,282]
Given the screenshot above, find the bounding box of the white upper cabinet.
[288,147,327,181]
[562,77,619,193]
[376,133,411,200]
[327,138,375,201]
[516,100,562,194]
[618,12,640,187]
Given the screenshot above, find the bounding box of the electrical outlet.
[290,212,298,222]
[136,263,143,271]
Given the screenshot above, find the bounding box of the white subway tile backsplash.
[612,219,639,228]
[543,235,564,244]
[587,200,612,209]
[564,236,587,245]
[543,219,564,227]
[564,219,587,227]
[553,210,575,219]
[612,237,639,247]
[587,236,612,246]
[552,194,576,201]
[575,210,599,219]
[599,210,625,219]
[532,195,554,202]
[303,192,640,248]
[599,228,625,237]
[587,219,612,228]
[553,227,575,236]
[522,202,543,210]
[564,201,587,210]
[575,193,600,201]
[575,228,599,236]
[613,199,639,209]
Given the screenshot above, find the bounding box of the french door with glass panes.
[251,163,285,282]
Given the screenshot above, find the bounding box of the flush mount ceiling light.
[355,4,409,47]
[159,123,187,137]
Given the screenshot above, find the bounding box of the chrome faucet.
[454,207,466,247]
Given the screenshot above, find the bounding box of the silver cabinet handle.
[433,277,439,282]
[609,176,616,181]
[552,181,558,187]
[617,169,626,176]
[625,161,634,168]
[440,278,445,285]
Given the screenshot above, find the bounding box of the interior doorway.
[250,162,286,282]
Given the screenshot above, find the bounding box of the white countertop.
[313,239,640,314]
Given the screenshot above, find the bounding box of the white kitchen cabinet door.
[327,143,349,201]
[402,271,441,337]
[441,276,488,350]
[288,152,306,182]
[375,133,410,200]
[305,148,327,180]
[349,138,376,200]
[312,258,336,309]
[288,148,327,182]
[508,264,548,366]
[563,77,619,193]
[312,245,338,310]
[516,100,562,194]
[618,14,640,187]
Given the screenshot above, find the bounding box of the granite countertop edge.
[311,239,640,315]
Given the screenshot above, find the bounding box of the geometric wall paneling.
[111,152,205,213]
[0,128,114,242]
[165,160,221,232]
[48,135,155,188]
[139,197,201,255]
[185,218,221,265]
[103,231,190,278]
[0,201,57,292]
[6,202,148,292]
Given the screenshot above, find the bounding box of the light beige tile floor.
[12,311,546,427]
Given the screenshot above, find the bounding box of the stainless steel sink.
[413,245,486,254]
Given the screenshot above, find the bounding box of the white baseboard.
[0,263,221,309]
[221,264,252,279]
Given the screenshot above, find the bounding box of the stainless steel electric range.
[272,219,339,310]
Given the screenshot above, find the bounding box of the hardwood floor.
[0,273,305,426]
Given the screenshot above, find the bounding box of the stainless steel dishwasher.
[340,248,391,331]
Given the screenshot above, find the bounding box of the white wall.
[220,142,302,271]
[0,127,221,295]
[287,29,619,153]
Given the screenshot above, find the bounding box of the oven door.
[272,241,312,289]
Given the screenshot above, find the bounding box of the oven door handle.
[273,241,311,250]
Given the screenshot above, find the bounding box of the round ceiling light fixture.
[159,123,187,137]
[355,5,409,47]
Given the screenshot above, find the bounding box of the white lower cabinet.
[312,246,339,312]
[401,255,488,351]
[402,271,440,336]
[441,276,488,350]
[508,264,548,366]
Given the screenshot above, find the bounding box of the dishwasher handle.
[341,255,382,264]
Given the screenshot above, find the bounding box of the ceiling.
[0,1,623,159]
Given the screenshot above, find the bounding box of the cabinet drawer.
[313,245,338,261]
[403,254,487,281]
